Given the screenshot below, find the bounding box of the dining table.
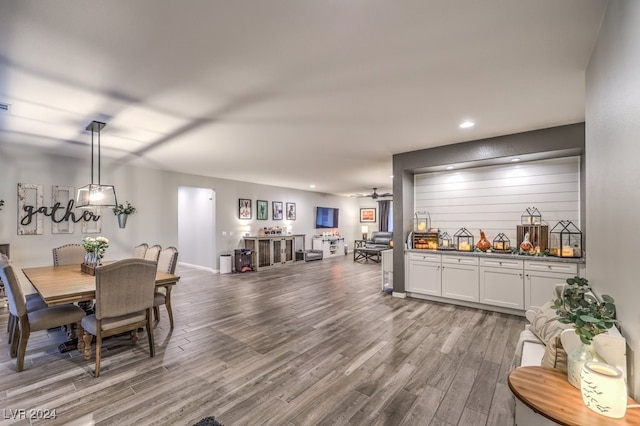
[21,262,180,352]
[22,263,180,306]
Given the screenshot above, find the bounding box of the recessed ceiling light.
[511,158,520,162]
[459,121,475,129]
[446,166,454,170]
[309,184,316,189]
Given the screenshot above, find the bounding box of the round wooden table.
[508,366,640,425]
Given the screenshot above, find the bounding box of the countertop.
[405,248,585,264]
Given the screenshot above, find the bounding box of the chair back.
[157,247,179,274]
[0,264,27,318]
[94,259,157,320]
[133,243,148,259]
[144,245,162,262]
[53,244,86,266]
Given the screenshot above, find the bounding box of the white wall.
[0,143,360,270]
[586,0,640,399]
[415,157,581,246]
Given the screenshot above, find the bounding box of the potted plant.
[552,276,617,387]
[112,201,136,228]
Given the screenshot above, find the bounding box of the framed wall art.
[257,200,268,220]
[272,201,283,220]
[286,202,296,220]
[239,198,252,219]
[360,208,376,223]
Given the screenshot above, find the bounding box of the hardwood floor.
[0,255,525,426]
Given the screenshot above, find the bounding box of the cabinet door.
[480,267,524,309]
[407,261,441,296]
[525,271,574,310]
[442,264,479,302]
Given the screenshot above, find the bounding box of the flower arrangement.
[82,236,109,266]
[113,201,136,216]
[552,276,616,344]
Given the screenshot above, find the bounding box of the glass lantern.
[439,232,452,249]
[549,220,583,258]
[521,207,542,225]
[454,227,474,251]
[492,233,511,251]
[414,211,430,232]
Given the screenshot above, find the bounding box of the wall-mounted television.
[315,206,339,229]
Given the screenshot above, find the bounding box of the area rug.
[193,417,223,426]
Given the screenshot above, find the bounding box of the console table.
[243,234,305,271]
[508,366,640,425]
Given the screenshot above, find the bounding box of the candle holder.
[439,232,455,250]
[549,220,582,258]
[454,227,474,251]
[517,207,548,251]
[492,233,511,252]
[413,211,430,232]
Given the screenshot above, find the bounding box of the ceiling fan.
[353,188,393,200]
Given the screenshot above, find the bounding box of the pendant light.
[76,121,118,208]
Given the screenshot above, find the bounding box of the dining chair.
[53,243,86,265]
[144,244,162,262]
[0,263,86,372]
[133,243,148,259]
[81,258,157,377]
[154,247,178,328]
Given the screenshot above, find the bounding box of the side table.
[508,366,640,426]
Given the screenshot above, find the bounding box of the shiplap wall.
[414,157,580,245]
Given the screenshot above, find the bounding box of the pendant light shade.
[76,121,118,208]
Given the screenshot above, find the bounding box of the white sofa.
[513,285,627,425]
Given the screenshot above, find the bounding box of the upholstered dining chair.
[144,245,161,262]
[153,247,178,328]
[0,262,86,372]
[133,243,148,259]
[53,243,86,266]
[81,258,157,377]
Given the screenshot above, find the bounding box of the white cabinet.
[312,237,345,258]
[406,252,441,296]
[382,249,393,291]
[441,255,479,302]
[479,258,524,309]
[524,260,578,310]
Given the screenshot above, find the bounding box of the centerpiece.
[81,236,109,275]
[552,276,617,387]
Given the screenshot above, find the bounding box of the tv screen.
[315,207,339,229]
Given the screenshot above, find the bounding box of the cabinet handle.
[519,273,523,278]
[548,265,552,269]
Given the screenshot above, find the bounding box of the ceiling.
[0,1,607,197]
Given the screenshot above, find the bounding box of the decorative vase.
[117,214,128,228]
[477,230,491,251]
[567,342,605,388]
[581,362,627,418]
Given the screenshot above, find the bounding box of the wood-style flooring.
[0,255,525,426]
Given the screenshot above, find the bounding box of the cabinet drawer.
[408,252,441,263]
[442,255,479,266]
[524,260,578,275]
[479,258,523,270]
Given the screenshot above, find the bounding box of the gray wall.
[0,143,359,273]
[391,123,585,294]
[586,0,640,399]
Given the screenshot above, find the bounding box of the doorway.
[178,186,216,270]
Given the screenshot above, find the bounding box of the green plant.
[113,201,136,215]
[552,276,616,345]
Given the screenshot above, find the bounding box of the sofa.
[512,284,627,426]
[364,231,393,248]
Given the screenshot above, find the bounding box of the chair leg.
[95,332,102,377]
[153,306,160,324]
[10,318,20,358]
[165,297,174,330]
[83,331,93,360]
[8,314,16,344]
[146,309,155,357]
[16,319,30,372]
[76,322,85,353]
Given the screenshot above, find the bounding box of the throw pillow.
[529,301,572,344]
[541,334,568,372]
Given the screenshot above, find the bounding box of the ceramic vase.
[581,361,627,418]
[477,230,490,251]
[567,342,604,388]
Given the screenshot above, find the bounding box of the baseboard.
[177,262,216,274]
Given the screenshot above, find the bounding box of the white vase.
[567,342,605,388]
[84,252,98,267]
[581,361,627,418]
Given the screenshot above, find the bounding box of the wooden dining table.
[22,263,180,306]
